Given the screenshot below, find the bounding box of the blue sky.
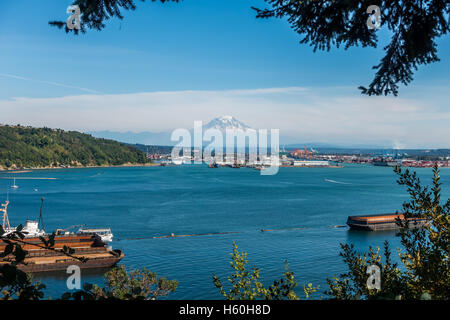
[0,0,449,147]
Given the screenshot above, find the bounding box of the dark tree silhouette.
[49,0,180,34]
[253,0,449,96]
[49,0,449,96]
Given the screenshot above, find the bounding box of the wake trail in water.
[324,178,351,185]
[89,172,104,178]
[116,231,241,241]
[115,225,347,242]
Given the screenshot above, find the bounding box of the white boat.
[1,200,113,242]
[22,220,46,237]
[1,200,46,237]
[171,159,183,165]
[77,228,113,243]
[11,178,18,189]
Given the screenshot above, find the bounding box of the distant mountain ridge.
[89,116,254,146]
[88,116,413,149]
[89,130,174,146]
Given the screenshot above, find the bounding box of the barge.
[0,200,123,273]
[347,213,429,231]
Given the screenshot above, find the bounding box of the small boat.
[21,220,46,237]
[171,159,183,165]
[0,199,122,272]
[347,213,429,231]
[78,228,113,243]
[55,225,114,243]
[11,178,18,189]
[0,200,45,237]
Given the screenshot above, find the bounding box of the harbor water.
[1,164,449,299]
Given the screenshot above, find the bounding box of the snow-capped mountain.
[89,116,255,146]
[203,116,251,132]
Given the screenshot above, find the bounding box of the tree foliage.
[1,226,177,300]
[253,0,449,96]
[213,242,318,300]
[1,225,49,300]
[394,164,450,299]
[49,0,449,96]
[327,164,449,300]
[49,0,180,34]
[62,265,178,300]
[0,224,92,300]
[0,125,149,169]
[326,242,405,300]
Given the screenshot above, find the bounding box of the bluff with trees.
[0,125,149,170]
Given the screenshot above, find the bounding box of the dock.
[346,213,429,231]
[0,199,123,273]
[0,234,123,273]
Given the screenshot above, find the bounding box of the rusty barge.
[346,213,429,231]
[0,200,123,273]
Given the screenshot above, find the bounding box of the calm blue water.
[1,165,449,299]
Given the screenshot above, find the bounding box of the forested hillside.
[0,125,149,169]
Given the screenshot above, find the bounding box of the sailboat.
[11,178,18,189]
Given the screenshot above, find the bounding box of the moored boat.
[11,178,19,189]
[346,213,429,231]
[0,233,123,272]
[0,200,123,272]
[78,228,113,243]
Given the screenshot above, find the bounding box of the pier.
[346,213,429,231]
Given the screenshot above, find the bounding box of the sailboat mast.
[38,197,45,230]
[11,178,18,189]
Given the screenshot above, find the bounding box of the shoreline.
[0,162,159,172]
[2,163,447,173]
[279,165,344,168]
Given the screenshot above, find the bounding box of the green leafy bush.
[327,165,449,300]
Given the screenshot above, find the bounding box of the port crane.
[62,224,86,232]
[291,146,314,159]
[56,224,86,235]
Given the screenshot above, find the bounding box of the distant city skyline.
[0,0,449,148]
